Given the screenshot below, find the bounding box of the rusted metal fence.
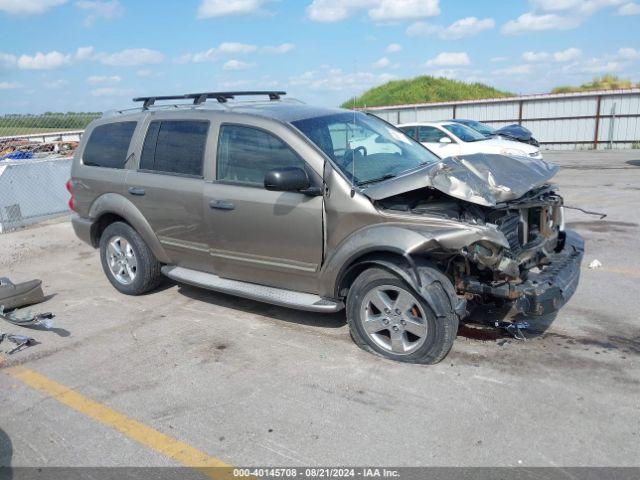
[365,88,640,150]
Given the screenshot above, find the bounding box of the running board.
[161,266,344,313]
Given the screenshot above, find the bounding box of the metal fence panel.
[366,88,640,150]
[0,158,72,232]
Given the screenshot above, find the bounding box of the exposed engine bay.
[376,184,582,316]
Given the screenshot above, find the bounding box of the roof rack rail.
[133,91,286,109]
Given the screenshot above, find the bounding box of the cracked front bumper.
[463,229,585,316]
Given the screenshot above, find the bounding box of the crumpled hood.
[362,152,559,207]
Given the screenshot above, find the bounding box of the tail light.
[66,179,76,212]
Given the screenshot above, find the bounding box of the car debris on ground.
[0,277,55,354]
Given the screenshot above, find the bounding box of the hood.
[495,124,533,141]
[361,152,559,207]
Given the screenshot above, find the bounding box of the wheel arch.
[89,193,171,263]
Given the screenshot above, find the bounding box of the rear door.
[126,115,212,270]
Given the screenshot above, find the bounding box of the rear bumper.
[463,229,584,316]
[71,215,94,247]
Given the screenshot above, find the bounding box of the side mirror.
[439,137,452,144]
[264,167,311,193]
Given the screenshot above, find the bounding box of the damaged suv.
[69,91,584,364]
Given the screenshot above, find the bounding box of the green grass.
[0,112,101,137]
[551,75,638,94]
[341,75,514,108]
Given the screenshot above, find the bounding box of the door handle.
[209,199,235,211]
[128,187,146,196]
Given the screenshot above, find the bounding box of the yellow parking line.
[6,366,233,479]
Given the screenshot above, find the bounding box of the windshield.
[292,112,439,185]
[442,123,488,142]
[458,120,495,137]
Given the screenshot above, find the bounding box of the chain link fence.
[0,112,100,232]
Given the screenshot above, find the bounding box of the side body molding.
[88,193,171,264]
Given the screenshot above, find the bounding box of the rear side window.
[140,120,209,177]
[83,121,137,169]
[216,125,305,186]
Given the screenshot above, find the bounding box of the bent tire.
[99,221,162,295]
[346,267,458,364]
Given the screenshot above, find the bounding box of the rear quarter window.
[83,121,137,169]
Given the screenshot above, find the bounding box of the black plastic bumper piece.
[463,230,585,316]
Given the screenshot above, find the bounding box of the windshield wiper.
[357,173,396,186]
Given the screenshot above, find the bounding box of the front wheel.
[346,267,458,364]
[99,222,162,295]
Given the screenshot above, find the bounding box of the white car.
[397,121,543,160]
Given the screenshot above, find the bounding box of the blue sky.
[0,0,639,113]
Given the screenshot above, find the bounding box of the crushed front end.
[375,184,584,317]
[451,186,585,316]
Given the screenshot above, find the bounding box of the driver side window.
[216,125,305,186]
[418,126,449,143]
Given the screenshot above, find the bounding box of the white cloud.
[222,59,253,70]
[90,87,134,97]
[617,47,640,60]
[0,0,66,15]
[75,46,94,60]
[97,48,164,66]
[43,79,69,89]
[197,0,273,18]
[136,69,153,77]
[0,81,21,89]
[261,43,295,54]
[554,47,582,62]
[442,16,494,39]
[407,16,494,39]
[179,42,292,63]
[0,52,17,68]
[502,0,625,34]
[368,0,440,22]
[87,75,121,84]
[522,47,582,62]
[306,0,439,23]
[289,66,396,93]
[75,0,123,26]
[490,56,508,63]
[492,64,534,76]
[502,12,579,34]
[405,21,438,36]
[426,52,470,67]
[372,57,391,68]
[385,43,403,53]
[17,51,71,70]
[617,2,640,14]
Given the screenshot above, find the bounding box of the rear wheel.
[346,267,457,364]
[99,222,162,295]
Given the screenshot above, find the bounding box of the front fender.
[319,222,508,298]
[89,193,171,264]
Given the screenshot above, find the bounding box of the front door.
[126,118,211,270]
[204,124,323,293]
[418,126,458,158]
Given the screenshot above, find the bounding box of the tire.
[346,267,458,364]
[99,221,162,295]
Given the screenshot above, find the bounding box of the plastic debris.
[0,332,37,354]
[495,320,529,341]
[0,307,55,329]
[588,259,602,270]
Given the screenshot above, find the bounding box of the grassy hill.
[341,75,513,108]
[552,75,638,94]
